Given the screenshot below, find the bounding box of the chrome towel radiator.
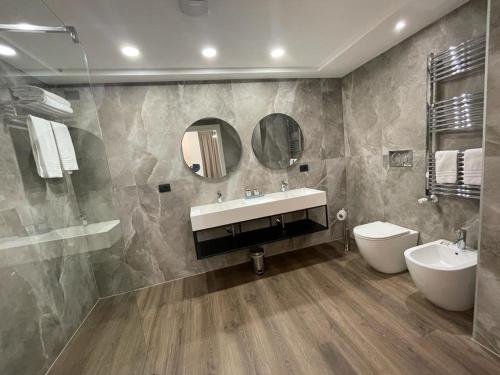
[425,34,486,200]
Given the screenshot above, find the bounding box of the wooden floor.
[48,242,500,375]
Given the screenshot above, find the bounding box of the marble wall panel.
[0,251,98,375]
[92,79,346,294]
[342,0,486,246]
[473,0,500,356]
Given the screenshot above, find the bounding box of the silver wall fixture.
[389,150,413,167]
[0,23,79,43]
[429,34,486,83]
[424,34,486,200]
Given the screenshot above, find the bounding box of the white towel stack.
[12,86,73,115]
[51,122,79,174]
[435,150,458,184]
[27,115,63,178]
[463,148,483,185]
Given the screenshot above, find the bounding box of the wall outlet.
[299,164,309,172]
[158,184,171,193]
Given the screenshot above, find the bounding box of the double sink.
[190,188,328,258]
[190,188,327,231]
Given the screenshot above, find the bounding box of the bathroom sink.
[404,240,477,311]
[190,188,326,231]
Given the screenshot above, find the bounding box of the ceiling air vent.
[179,0,208,17]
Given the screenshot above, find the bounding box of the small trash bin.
[250,247,265,275]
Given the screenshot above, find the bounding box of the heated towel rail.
[425,34,486,200]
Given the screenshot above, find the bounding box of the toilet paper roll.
[336,208,347,221]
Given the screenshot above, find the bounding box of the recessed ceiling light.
[202,47,217,58]
[0,44,16,56]
[271,48,285,58]
[394,20,406,32]
[121,45,140,58]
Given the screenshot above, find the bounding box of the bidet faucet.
[281,180,289,192]
[454,229,467,251]
[217,191,223,203]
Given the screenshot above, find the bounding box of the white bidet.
[404,240,477,311]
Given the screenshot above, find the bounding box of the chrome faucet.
[454,229,467,251]
[281,180,289,192]
[217,191,223,203]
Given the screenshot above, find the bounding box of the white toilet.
[353,221,419,273]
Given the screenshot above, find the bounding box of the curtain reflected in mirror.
[181,118,242,179]
[252,113,304,169]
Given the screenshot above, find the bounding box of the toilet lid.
[353,221,410,240]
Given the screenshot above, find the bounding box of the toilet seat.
[353,221,410,241]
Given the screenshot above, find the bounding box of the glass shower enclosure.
[0,4,124,374]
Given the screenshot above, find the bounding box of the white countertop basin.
[190,188,327,231]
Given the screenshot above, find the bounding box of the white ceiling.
[0,0,468,84]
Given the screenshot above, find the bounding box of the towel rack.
[0,99,74,120]
[428,92,484,133]
[1,87,75,131]
[429,34,486,83]
[426,151,481,199]
[425,34,486,200]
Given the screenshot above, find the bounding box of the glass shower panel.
[0,26,123,375]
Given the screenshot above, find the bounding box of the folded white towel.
[12,85,72,107]
[463,148,483,185]
[51,122,79,174]
[40,96,73,114]
[12,86,73,114]
[435,150,458,184]
[27,115,63,178]
[28,102,73,117]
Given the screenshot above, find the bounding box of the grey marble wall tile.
[485,8,500,157]
[474,251,500,352]
[342,69,383,157]
[475,158,500,352]
[287,159,327,189]
[112,185,165,289]
[321,79,345,159]
[88,241,134,297]
[90,78,344,295]
[0,265,53,375]
[345,155,385,228]
[76,189,117,223]
[326,158,347,240]
[291,80,325,161]
[472,0,500,356]
[0,251,98,375]
[342,0,485,247]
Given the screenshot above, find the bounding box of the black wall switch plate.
[158,184,171,193]
[299,164,309,172]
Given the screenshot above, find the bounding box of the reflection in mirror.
[252,113,304,169]
[181,118,242,179]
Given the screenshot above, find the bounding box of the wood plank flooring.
[48,242,500,375]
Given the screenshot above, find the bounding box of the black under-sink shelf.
[193,205,328,259]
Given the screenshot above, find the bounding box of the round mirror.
[181,118,242,179]
[251,113,304,169]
